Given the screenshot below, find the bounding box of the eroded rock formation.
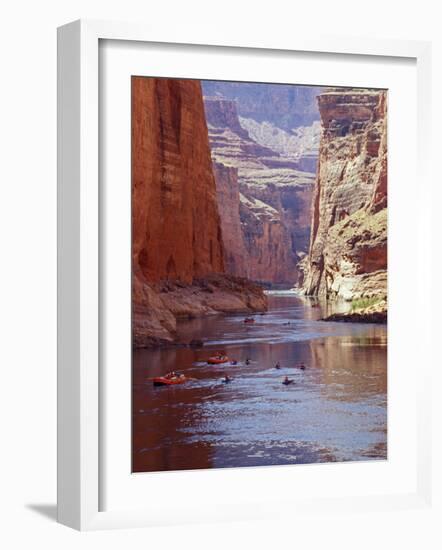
[202,81,322,130]
[203,93,316,285]
[239,194,297,283]
[300,89,388,301]
[132,77,267,347]
[239,118,321,172]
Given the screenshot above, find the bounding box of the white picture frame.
[57,19,432,531]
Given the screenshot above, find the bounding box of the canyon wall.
[213,162,248,276]
[239,193,298,283]
[132,78,267,347]
[203,91,316,285]
[132,77,224,285]
[300,89,387,301]
[213,160,299,284]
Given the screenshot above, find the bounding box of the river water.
[132,292,387,472]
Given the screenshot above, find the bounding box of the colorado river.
[132,292,387,472]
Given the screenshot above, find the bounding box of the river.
[132,292,387,472]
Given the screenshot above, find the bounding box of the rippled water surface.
[133,293,387,472]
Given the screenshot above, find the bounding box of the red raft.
[207,354,229,365]
[153,374,187,387]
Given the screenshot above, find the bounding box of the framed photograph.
[57,19,432,530]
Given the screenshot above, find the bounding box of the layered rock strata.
[239,194,297,283]
[132,77,267,347]
[300,89,388,302]
[203,94,316,285]
[204,97,299,170]
[202,81,322,130]
[239,118,321,171]
[212,161,299,283]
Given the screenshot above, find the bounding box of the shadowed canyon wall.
[300,89,387,301]
[132,78,266,347]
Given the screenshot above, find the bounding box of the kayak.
[244,317,255,324]
[153,375,187,387]
[207,355,229,365]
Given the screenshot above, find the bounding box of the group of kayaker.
[153,354,308,388]
[207,353,250,366]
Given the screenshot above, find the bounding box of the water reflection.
[133,293,387,472]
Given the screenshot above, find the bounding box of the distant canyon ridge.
[132,78,387,346]
[202,81,322,286]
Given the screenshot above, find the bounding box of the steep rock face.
[239,194,297,284]
[132,78,267,346]
[213,162,299,284]
[240,171,314,261]
[213,162,248,276]
[203,94,315,285]
[300,89,387,300]
[203,97,251,140]
[132,77,224,285]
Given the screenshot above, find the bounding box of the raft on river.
[153,373,187,386]
[207,354,229,365]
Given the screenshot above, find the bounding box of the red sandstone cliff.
[132,78,224,284]
[213,162,248,276]
[132,78,267,347]
[300,89,388,301]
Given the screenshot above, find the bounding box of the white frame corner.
[57,18,432,531]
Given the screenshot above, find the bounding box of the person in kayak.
[283,376,294,385]
[223,375,232,383]
[245,358,251,365]
[275,362,281,370]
